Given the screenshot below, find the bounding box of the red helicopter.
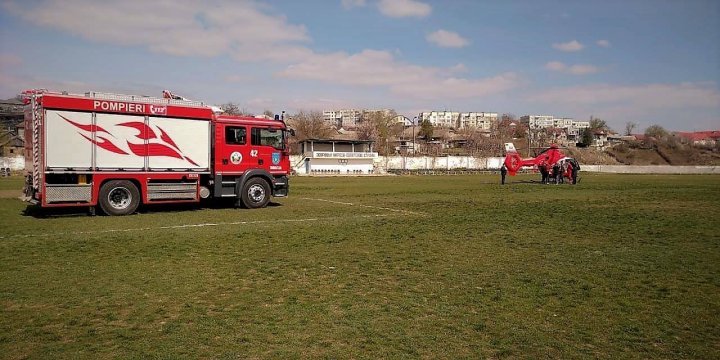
[503,143,579,184]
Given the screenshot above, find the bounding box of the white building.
[323,109,362,129]
[360,109,395,124]
[419,111,497,129]
[553,117,574,128]
[521,115,590,130]
[460,112,498,130]
[393,115,414,126]
[419,111,460,128]
[572,121,590,129]
[521,115,554,129]
[323,109,394,129]
[296,139,377,175]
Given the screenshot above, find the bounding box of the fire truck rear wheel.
[241,177,270,209]
[99,180,140,216]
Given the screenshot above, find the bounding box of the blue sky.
[1,0,718,132]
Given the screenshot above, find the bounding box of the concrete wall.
[379,156,503,171]
[8,154,718,175]
[290,155,374,175]
[292,154,720,175]
[0,156,24,171]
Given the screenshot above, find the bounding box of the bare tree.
[644,124,668,140]
[356,120,377,141]
[263,109,275,119]
[457,127,490,156]
[356,110,398,155]
[287,110,333,141]
[418,119,434,140]
[624,121,637,136]
[220,102,243,115]
[501,113,516,122]
[589,117,608,131]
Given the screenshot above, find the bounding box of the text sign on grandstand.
[312,151,378,159]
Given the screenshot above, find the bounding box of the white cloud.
[426,30,469,48]
[245,98,276,110]
[449,63,468,73]
[0,71,96,99]
[530,82,720,110]
[3,0,310,62]
[276,49,519,99]
[545,61,567,72]
[545,61,599,75]
[377,0,431,18]
[224,74,251,83]
[552,40,584,52]
[596,39,611,48]
[528,82,720,131]
[286,97,359,111]
[566,64,599,75]
[342,0,366,9]
[392,73,519,99]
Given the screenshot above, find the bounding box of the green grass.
[1,174,719,359]
[0,175,23,191]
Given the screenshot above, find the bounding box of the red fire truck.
[22,90,291,215]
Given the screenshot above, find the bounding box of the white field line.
[0,214,392,240]
[2,197,424,240]
[297,197,427,216]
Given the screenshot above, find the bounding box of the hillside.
[570,142,720,166]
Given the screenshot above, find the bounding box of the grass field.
[1,174,719,359]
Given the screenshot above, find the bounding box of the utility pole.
[412,116,417,156]
[528,128,533,157]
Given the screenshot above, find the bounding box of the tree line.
[220,102,683,155]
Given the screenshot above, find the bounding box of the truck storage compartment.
[147,181,198,201]
[147,116,210,171]
[44,110,211,171]
[45,110,93,170]
[45,184,92,203]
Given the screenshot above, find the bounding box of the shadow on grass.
[21,200,285,218]
[506,176,582,185]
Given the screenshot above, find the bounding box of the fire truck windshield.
[252,128,285,150]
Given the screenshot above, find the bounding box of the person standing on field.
[570,160,579,184]
[539,157,549,184]
[552,162,560,184]
[500,164,507,185]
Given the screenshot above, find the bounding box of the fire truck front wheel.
[99,180,140,216]
[241,177,270,209]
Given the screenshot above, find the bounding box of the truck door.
[249,127,285,172]
[215,123,253,174]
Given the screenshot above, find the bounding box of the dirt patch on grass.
[0,189,21,198]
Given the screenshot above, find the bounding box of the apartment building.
[571,121,590,129]
[419,111,458,128]
[419,111,498,129]
[322,109,362,129]
[460,112,498,130]
[323,109,394,129]
[521,115,554,129]
[520,115,590,130]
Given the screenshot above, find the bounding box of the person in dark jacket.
[539,157,549,184]
[571,160,579,184]
[500,164,507,185]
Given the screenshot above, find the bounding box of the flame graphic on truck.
[60,114,199,166]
